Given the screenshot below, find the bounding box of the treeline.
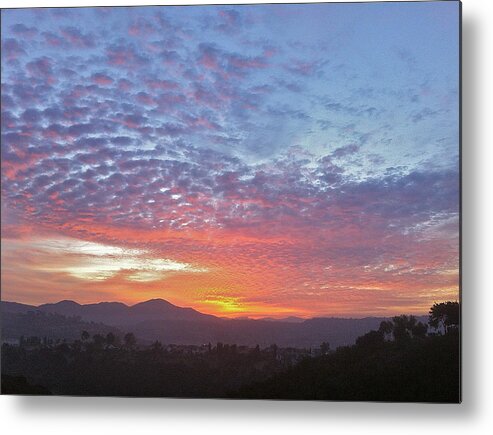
[2,310,122,343]
[1,338,284,397]
[231,302,460,402]
[1,302,460,401]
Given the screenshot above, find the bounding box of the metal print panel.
[0,1,461,402]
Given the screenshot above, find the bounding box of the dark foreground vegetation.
[1,375,52,395]
[231,330,459,402]
[1,302,460,402]
[1,340,287,397]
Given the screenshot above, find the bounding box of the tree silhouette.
[377,317,428,341]
[106,332,116,347]
[429,301,460,334]
[151,340,162,351]
[378,320,393,340]
[92,334,105,349]
[72,339,82,352]
[81,330,90,341]
[392,315,416,341]
[411,321,428,338]
[124,332,136,348]
[356,330,384,348]
[320,342,330,355]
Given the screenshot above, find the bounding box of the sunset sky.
[1,2,460,318]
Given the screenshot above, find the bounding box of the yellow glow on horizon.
[201,296,244,313]
[197,292,312,318]
[1,233,459,318]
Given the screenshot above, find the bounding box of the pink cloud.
[146,79,179,91]
[91,73,114,86]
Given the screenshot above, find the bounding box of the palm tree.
[429,301,460,334]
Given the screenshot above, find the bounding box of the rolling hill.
[1,299,427,348]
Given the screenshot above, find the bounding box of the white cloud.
[25,236,208,282]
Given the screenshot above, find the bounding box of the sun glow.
[201,296,245,313]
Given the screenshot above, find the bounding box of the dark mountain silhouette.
[1,299,427,348]
[1,309,122,343]
[129,299,214,322]
[1,301,37,314]
[6,298,214,327]
[1,300,458,401]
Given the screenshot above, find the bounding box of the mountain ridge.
[1,299,429,348]
[1,298,428,321]
[5,298,215,326]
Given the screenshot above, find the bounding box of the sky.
[1,2,460,318]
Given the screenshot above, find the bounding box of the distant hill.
[35,298,215,326]
[1,299,428,348]
[1,301,38,314]
[260,316,306,323]
[1,310,122,343]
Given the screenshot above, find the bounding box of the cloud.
[26,57,55,83]
[1,5,459,315]
[91,72,114,86]
[284,59,327,77]
[128,17,156,37]
[2,39,27,60]
[5,236,208,282]
[42,31,65,47]
[60,26,95,48]
[215,9,243,34]
[10,23,37,38]
[411,107,439,123]
[106,43,149,69]
[197,43,268,79]
[118,79,133,91]
[331,144,361,158]
[145,79,179,91]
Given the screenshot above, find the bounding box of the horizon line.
[1,297,434,320]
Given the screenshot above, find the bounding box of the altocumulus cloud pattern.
[1,3,459,317]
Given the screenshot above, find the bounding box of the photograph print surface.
[1,1,460,401]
